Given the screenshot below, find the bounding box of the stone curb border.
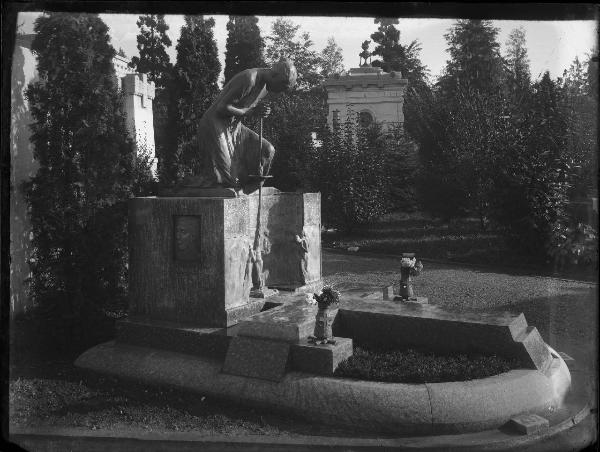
[75,342,572,435]
[9,405,594,452]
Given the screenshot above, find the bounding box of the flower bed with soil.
[334,346,523,383]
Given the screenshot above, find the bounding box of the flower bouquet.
[310,286,340,344]
[400,256,423,277]
[313,286,341,309]
[398,254,424,300]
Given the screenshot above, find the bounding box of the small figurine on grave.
[397,253,423,301]
[309,286,341,345]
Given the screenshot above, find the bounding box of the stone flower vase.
[399,266,414,300]
[313,302,336,341]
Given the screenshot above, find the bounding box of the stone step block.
[221,336,290,382]
[506,413,550,435]
[236,300,334,343]
[290,337,353,375]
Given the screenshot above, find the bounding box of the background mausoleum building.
[324,66,408,131]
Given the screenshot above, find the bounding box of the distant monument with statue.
[324,44,408,131]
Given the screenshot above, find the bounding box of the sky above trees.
[18,13,596,86]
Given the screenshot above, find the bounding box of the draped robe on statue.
[194,69,275,191]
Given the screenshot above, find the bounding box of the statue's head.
[267,58,297,93]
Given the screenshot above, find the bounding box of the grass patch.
[8,357,374,437]
[9,375,281,435]
[334,346,522,383]
[324,212,598,281]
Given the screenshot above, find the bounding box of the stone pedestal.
[291,337,353,375]
[128,192,321,327]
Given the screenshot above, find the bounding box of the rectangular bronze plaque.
[173,215,202,262]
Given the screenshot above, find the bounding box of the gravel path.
[322,249,598,372]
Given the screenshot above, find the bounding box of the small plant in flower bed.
[334,346,523,383]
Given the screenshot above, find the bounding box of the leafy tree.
[306,114,397,231]
[370,18,400,71]
[258,18,327,189]
[320,37,345,78]
[248,87,328,192]
[411,85,506,224]
[128,14,173,89]
[483,69,595,268]
[529,72,566,162]
[560,56,598,199]
[265,17,323,90]
[485,75,574,262]
[504,27,531,103]
[438,20,505,98]
[224,15,265,84]
[162,15,220,184]
[24,13,152,338]
[413,20,505,221]
[403,88,459,218]
[587,51,598,101]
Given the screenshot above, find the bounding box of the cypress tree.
[369,18,429,92]
[504,27,532,106]
[24,13,149,333]
[129,14,173,89]
[438,20,505,98]
[164,15,220,183]
[224,15,265,85]
[561,55,598,197]
[505,27,531,92]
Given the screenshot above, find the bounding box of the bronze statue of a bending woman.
[182,58,297,194]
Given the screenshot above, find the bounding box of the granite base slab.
[337,296,552,372]
[116,317,234,359]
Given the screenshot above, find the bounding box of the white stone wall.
[113,55,158,174]
[10,43,39,317]
[325,68,408,131]
[121,73,156,174]
[113,53,131,89]
[327,87,406,127]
